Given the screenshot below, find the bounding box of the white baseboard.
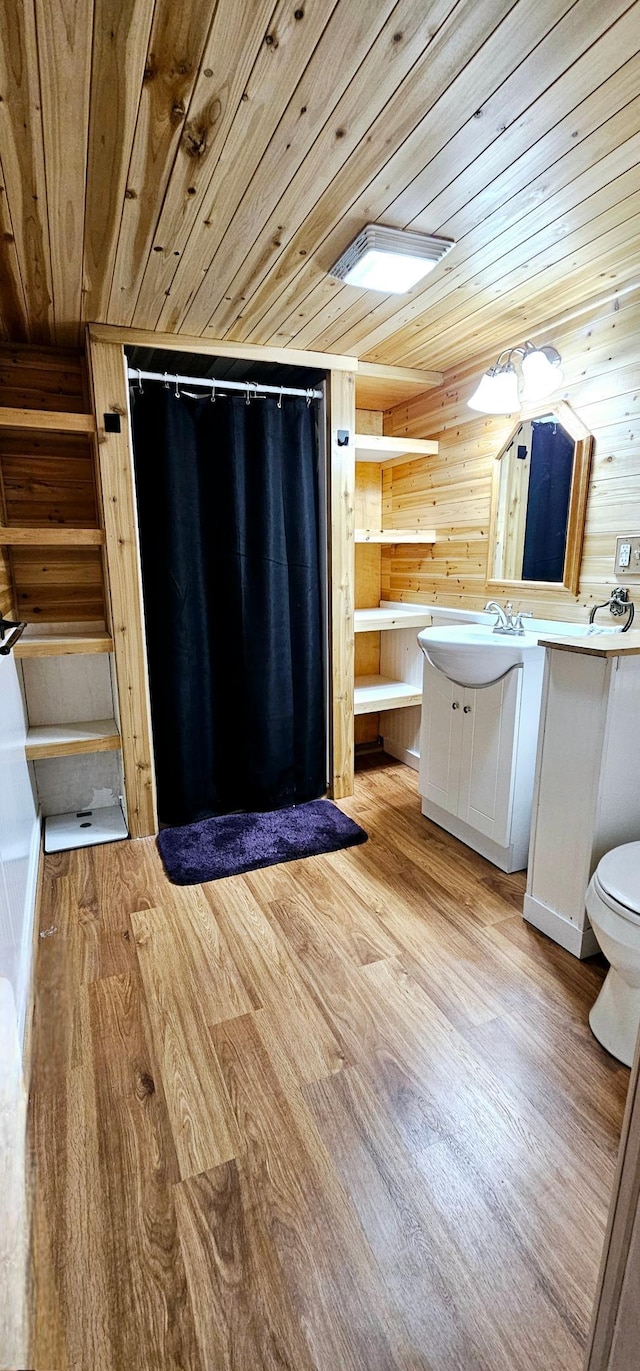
[382,739,419,771]
[523,893,599,960]
[17,812,42,1052]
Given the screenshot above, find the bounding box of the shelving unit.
[0,343,127,851]
[354,405,438,767]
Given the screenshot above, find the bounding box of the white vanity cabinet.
[419,656,543,872]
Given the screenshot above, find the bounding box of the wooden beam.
[86,333,157,838]
[0,407,96,434]
[327,370,356,800]
[87,323,358,373]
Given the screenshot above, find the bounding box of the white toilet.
[586,842,640,1067]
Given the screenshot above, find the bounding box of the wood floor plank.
[202,877,347,1085]
[32,971,200,1370]
[175,1158,318,1371]
[303,1065,570,1371]
[131,906,243,1179]
[210,1008,415,1371]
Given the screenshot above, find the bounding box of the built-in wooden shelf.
[355,528,436,544]
[0,526,104,546]
[25,718,121,761]
[0,406,96,434]
[354,675,422,715]
[355,605,432,632]
[354,433,438,467]
[15,631,114,658]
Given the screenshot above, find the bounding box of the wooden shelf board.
[354,675,422,715]
[355,528,436,544]
[15,631,114,658]
[354,433,438,464]
[0,527,104,546]
[0,406,96,434]
[355,605,432,632]
[26,718,121,760]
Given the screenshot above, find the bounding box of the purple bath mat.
[156,799,368,885]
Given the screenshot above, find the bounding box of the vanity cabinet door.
[457,670,521,846]
[419,661,464,816]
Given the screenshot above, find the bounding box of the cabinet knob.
[463,705,472,713]
[452,701,459,709]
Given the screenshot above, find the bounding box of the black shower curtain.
[131,384,325,825]
[522,420,574,582]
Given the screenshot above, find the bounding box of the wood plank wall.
[0,345,105,621]
[381,287,640,621]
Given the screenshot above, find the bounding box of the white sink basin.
[418,620,618,687]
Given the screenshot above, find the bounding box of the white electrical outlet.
[615,536,640,576]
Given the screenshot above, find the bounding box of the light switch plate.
[615,535,640,576]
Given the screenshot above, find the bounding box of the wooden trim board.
[87,323,358,373]
[86,334,158,837]
[328,369,356,799]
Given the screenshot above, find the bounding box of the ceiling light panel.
[330,225,455,293]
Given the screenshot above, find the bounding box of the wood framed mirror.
[487,400,593,597]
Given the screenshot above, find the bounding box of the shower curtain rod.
[127,367,323,400]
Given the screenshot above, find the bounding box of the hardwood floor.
[29,756,630,1371]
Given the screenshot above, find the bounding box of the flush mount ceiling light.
[329,224,455,293]
[468,342,564,414]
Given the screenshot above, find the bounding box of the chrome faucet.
[484,600,533,636]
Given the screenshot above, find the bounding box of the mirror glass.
[490,413,576,584]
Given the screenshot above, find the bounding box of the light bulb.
[468,364,520,414]
[521,347,563,401]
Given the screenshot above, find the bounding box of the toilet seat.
[593,842,640,925]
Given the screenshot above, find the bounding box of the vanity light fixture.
[329,224,455,293]
[468,342,564,414]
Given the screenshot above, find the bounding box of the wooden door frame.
[86,324,357,833]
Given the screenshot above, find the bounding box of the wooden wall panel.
[10,548,104,622]
[381,288,640,623]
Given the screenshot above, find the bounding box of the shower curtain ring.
[175,377,181,399]
[306,388,312,407]
[277,387,283,409]
[137,369,144,394]
[210,381,216,403]
[163,372,170,389]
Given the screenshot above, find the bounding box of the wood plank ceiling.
[0,0,639,372]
